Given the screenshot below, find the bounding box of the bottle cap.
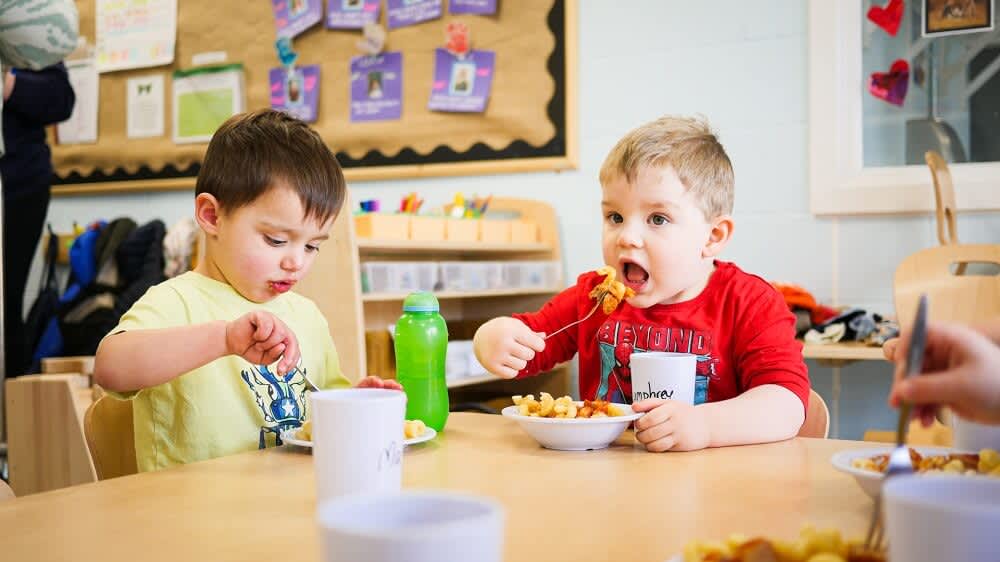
[403,291,440,312]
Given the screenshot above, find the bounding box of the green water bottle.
[394,292,449,431]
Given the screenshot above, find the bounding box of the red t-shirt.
[512,261,810,412]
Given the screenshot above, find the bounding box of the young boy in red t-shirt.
[474,115,809,452]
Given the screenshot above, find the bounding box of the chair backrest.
[894,244,1000,332]
[798,388,830,439]
[925,150,959,246]
[83,396,138,480]
[0,479,15,502]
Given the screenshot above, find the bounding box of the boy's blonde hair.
[599,116,734,219]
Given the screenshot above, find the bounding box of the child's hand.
[355,375,403,391]
[473,317,546,379]
[225,311,300,375]
[632,399,710,452]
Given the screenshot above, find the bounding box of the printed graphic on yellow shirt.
[240,362,309,449]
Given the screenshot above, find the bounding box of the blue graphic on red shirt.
[596,320,716,404]
[241,362,309,448]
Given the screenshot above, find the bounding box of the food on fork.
[851,447,1000,477]
[682,526,886,562]
[511,393,624,419]
[295,418,428,441]
[590,266,635,314]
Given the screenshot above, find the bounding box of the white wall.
[38,1,1000,438]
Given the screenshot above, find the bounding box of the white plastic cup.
[317,491,505,562]
[885,474,1000,562]
[310,388,406,502]
[952,415,1000,451]
[630,352,697,404]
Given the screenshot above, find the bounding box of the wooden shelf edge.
[363,287,561,302]
[446,374,497,389]
[357,238,553,253]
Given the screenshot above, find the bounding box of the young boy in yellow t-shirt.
[94,110,400,472]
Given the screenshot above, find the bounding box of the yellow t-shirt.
[108,271,350,472]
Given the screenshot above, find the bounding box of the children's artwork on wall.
[272,0,323,38]
[127,74,166,138]
[96,0,177,73]
[172,64,245,144]
[350,52,403,121]
[270,65,320,122]
[868,59,909,106]
[386,0,443,29]
[866,0,904,36]
[449,0,497,15]
[923,0,994,36]
[428,48,494,113]
[327,0,380,29]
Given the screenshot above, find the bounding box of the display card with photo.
[386,0,442,29]
[270,64,320,122]
[428,48,495,113]
[272,0,323,38]
[327,0,380,29]
[350,52,403,121]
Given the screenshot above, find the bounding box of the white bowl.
[885,474,1000,562]
[500,402,643,451]
[830,446,969,499]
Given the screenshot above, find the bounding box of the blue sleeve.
[6,63,76,126]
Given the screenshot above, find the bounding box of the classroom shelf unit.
[298,197,572,402]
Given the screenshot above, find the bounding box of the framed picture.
[285,69,304,106]
[923,0,994,36]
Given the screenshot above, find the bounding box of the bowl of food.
[830,446,1000,499]
[500,393,642,451]
[669,525,886,562]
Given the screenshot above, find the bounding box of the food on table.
[511,393,624,419]
[404,419,427,439]
[295,418,428,441]
[851,447,1000,477]
[590,266,635,314]
[682,526,886,562]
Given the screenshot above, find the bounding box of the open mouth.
[621,261,649,292]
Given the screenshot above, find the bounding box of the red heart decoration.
[867,0,904,36]
[869,59,909,106]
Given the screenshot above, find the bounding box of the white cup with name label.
[885,474,1000,562]
[310,388,407,502]
[318,491,505,562]
[952,415,1000,451]
[630,352,697,404]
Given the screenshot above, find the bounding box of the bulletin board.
[50,0,577,195]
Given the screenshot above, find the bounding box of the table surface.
[0,413,878,562]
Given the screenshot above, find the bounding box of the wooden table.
[801,341,886,365]
[0,413,875,562]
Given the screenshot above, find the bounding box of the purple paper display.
[326,0,380,29]
[272,0,323,38]
[386,0,442,29]
[449,0,497,15]
[350,52,403,122]
[428,48,495,113]
[270,65,321,123]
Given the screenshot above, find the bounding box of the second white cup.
[310,388,407,502]
[630,352,697,404]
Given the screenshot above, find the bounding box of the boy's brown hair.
[196,109,346,224]
[599,115,734,219]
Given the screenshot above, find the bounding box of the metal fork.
[863,293,928,553]
[544,292,607,341]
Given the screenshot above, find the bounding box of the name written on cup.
[377,440,403,472]
[633,381,674,401]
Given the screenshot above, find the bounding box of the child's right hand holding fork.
[474,317,546,379]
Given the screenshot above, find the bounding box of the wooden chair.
[83,396,137,480]
[925,150,966,274]
[797,388,830,439]
[4,375,97,495]
[879,243,1000,444]
[0,479,14,501]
